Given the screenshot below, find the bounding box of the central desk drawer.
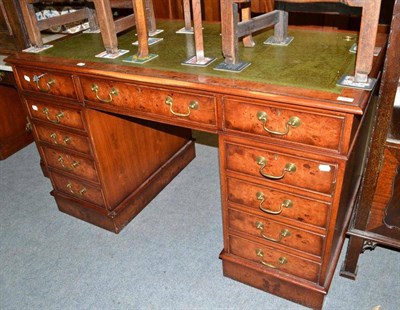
[80,77,217,128]
[224,141,337,195]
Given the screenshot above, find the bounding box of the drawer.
[14,67,77,99]
[225,141,337,195]
[26,99,85,130]
[80,77,217,129]
[42,146,98,182]
[51,172,105,207]
[228,208,324,257]
[223,97,346,152]
[35,123,91,155]
[229,235,320,282]
[227,177,330,229]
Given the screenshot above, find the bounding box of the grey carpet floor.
[1,137,399,310]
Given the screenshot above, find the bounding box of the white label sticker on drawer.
[319,164,331,172]
[31,104,38,111]
[24,75,31,82]
[337,96,354,103]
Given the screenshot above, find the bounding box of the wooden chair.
[19,0,99,51]
[19,0,158,59]
[90,0,160,58]
[218,0,382,89]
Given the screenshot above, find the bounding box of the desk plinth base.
[220,251,326,310]
[52,140,195,233]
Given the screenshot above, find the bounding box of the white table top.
[0,55,12,72]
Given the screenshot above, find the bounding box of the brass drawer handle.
[255,249,288,269]
[50,133,71,145]
[58,156,79,170]
[255,221,291,242]
[165,96,198,117]
[0,72,5,81]
[256,192,293,215]
[63,137,72,145]
[33,74,55,92]
[91,84,118,103]
[43,107,64,124]
[256,156,296,180]
[257,111,301,136]
[50,132,58,144]
[66,182,86,195]
[25,118,32,132]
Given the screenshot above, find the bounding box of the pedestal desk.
[6,21,386,309]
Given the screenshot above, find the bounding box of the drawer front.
[229,235,320,282]
[51,173,105,207]
[227,177,330,229]
[80,77,217,128]
[228,208,324,257]
[26,99,85,130]
[42,146,98,183]
[225,142,337,195]
[35,123,91,155]
[15,68,77,99]
[223,97,345,151]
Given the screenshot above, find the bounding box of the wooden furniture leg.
[92,0,119,54]
[18,0,42,48]
[91,0,156,61]
[181,0,216,66]
[130,0,152,60]
[145,0,159,35]
[242,4,255,47]
[352,0,381,83]
[176,0,193,33]
[183,0,193,31]
[340,235,365,279]
[217,0,291,72]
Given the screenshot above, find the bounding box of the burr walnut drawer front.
[227,177,330,229]
[80,77,217,129]
[41,146,99,182]
[26,99,85,131]
[229,235,320,282]
[223,97,346,152]
[225,141,337,195]
[15,68,77,99]
[228,208,324,257]
[51,172,105,207]
[35,123,92,155]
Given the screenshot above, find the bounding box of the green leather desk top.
[40,20,358,93]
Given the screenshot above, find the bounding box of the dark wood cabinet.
[0,0,33,159]
[340,0,400,279]
[0,69,33,159]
